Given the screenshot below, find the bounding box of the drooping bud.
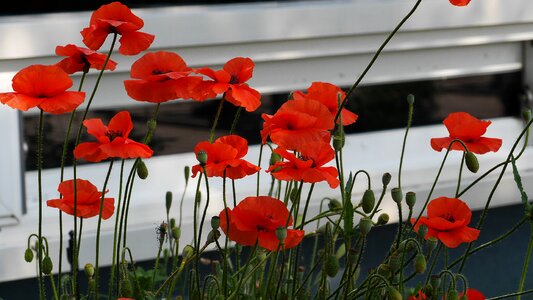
[269,152,282,166]
[275,227,287,243]
[382,173,392,186]
[136,159,149,179]
[24,248,34,263]
[172,227,181,240]
[387,286,403,300]
[325,255,340,277]
[182,245,194,259]
[196,150,207,165]
[427,237,438,252]
[206,230,221,245]
[406,191,416,209]
[391,187,402,204]
[184,166,190,185]
[430,275,441,290]
[377,213,390,225]
[377,264,392,278]
[165,191,173,213]
[84,263,95,278]
[332,125,345,151]
[417,224,428,239]
[388,254,401,272]
[465,151,479,173]
[361,189,375,214]
[42,256,53,275]
[414,254,427,274]
[447,289,459,300]
[358,218,373,236]
[211,216,220,230]
[328,198,342,211]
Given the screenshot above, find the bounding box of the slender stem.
[209,97,225,143]
[108,159,125,298]
[93,160,115,298]
[517,223,533,300]
[195,166,212,294]
[487,289,533,300]
[455,153,465,197]
[37,109,45,300]
[230,106,243,135]
[257,144,264,197]
[152,239,164,291]
[398,95,414,190]
[425,244,443,285]
[231,243,258,298]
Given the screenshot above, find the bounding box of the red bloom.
[195,57,261,112]
[219,196,304,251]
[124,51,205,103]
[293,82,358,126]
[267,142,339,188]
[191,135,260,179]
[450,0,471,6]
[460,289,485,300]
[431,112,502,154]
[0,65,85,114]
[47,179,114,219]
[55,44,117,74]
[74,111,153,162]
[411,197,480,248]
[408,290,427,300]
[261,98,334,151]
[81,2,155,55]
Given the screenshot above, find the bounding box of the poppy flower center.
[256,225,268,232]
[152,69,171,75]
[105,130,123,141]
[229,75,240,84]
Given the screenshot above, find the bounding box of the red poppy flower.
[431,112,502,154]
[0,65,85,114]
[408,290,427,300]
[261,98,334,152]
[267,142,339,188]
[191,135,260,179]
[124,51,205,103]
[81,2,155,56]
[47,179,114,219]
[195,57,261,112]
[411,197,480,248]
[459,289,485,300]
[293,82,358,126]
[219,196,304,251]
[74,111,153,162]
[55,44,117,74]
[450,0,471,6]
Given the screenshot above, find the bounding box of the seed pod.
[84,263,95,278]
[417,224,428,239]
[276,227,287,242]
[430,275,441,290]
[406,191,416,209]
[387,286,403,300]
[172,227,181,240]
[196,150,207,165]
[42,256,53,275]
[465,151,479,173]
[24,248,34,263]
[358,218,373,236]
[377,213,390,225]
[407,94,415,106]
[391,187,402,204]
[165,191,173,213]
[136,159,148,179]
[382,173,392,186]
[332,126,345,151]
[362,189,375,214]
[328,198,342,211]
[415,254,427,274]
[325,255,340,277]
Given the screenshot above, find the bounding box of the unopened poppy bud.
[42,256,53,275]
[136,159,148,179]
[430,275,441,290]
[382,173,392,186]
[325,255,340,277]
[196,150,208,165]
[362,189,375,214]
[269,152,282,166]
[407,94,415,106]
[184,166,190,185]
[165,191,173,213]
[406,191,416,209]
[195,191,202,206]
[391,187,402,204]
[414,254,426,274]
[211,216,220,230]
[427,237,438,252]
[332,129,345,151]
[377,264,392,278]
[417,224,428,239]
[170,218,176,229]
[399,240,414,252]
[182,245,194,259]
[377,213,390,225]
[328,199,342,211]
[448,290,459,300]
[206,230,221,245]
[84,263,95,278]
[523,108,532,122]
[358,218,373,236]
[120,278,133,297]
[172,227,181,240]
[275,227,287,243]
[24,248,33,263]
[388,254,401,272]
[465,151,479,173]
[387,286,402,300]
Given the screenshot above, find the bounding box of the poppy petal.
[449,0,471,6]
[0,93,42,111]
[99,138,153,159]
[81,25,110,51]
[107,111,133,138]
[118,31,155,55]
[73,142,108,162]
[83,118,108,139]
[38,91,85,114]
[223,57,255,83]
[437,226,480,248]
[226,84,261,112]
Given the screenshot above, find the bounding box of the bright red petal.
[74,142,108,162]
[118,31,155,55]
[38,91,85,114]
[0,93,43,111]
[81,25,110,51]
[223,57,254,83]
[130,51,189,79]
[437,226,480,248]
[99,138,153,159]
[449,0,471,6]
[107,111,133,138]
[12,65,73,97]
[226,84,261,112]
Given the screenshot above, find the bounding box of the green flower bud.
[120,278,133,297]
[430,275,441,290]
[448,290,459,300]
[427,237,438,252]
[407,94,415,106]
[332,127,345,151]
[165,191,173,213]
[465,151,479,173]
[170,218,176,229]
[523,108,532,122]
[42,256,53,275]
[406,191,416,209]
[398,240,414,253]
[361,189,375,214]
[211,216,220,230]
[184,165,190,185]
[377,264,392,278]
[84,263,95,278]
[182,245,194,259]
[275,227,287,243]
[391,187,402,204]
[136,159,149,179]
[269,152,282,166]
[387,286,403,300]
[196,150,208,165]
[325,255,340,277]
[206,230,221,244]
[377,213,390,225]
[382,173,392,186]
[328,198,342,211]
[414,254,427,274]
[24,248,34,263]
[358,218,373,236]
[417,224,428,239]
[388,255,401,272]
[172,227,181,240]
